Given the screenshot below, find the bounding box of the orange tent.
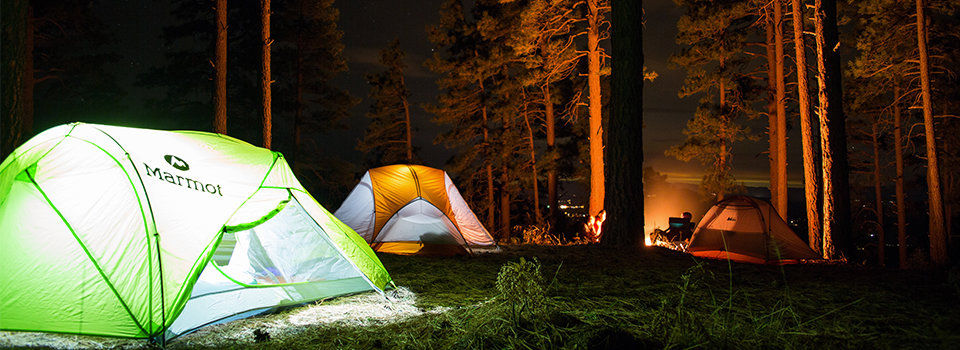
[686,196,819,264]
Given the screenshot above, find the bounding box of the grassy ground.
[4,245,959,349]
[212,245,959,349]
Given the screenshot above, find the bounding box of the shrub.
[519,224,590,246]
[495,257,546,322]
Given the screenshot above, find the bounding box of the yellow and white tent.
[334,165,496,255]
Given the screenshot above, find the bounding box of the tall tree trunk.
[500,168,511,241]
[765,5,780,213]
[261,0,272,149]
[893,83,907,269]
[774,0,788,218]
[872,121,885,266]
[544,83,557,229]
[522,96,542,225]
[478,75,495,230]
[813,0,850,260]
[23,5,34,146]
[587,0,605,217]
[915,0,947,265]
[717,73,728,201]
[214,0,228,134]
[1,0,28,159]
[293,0,304,169]
[601,0,643,247]
[401,75,413,162]
[792,0,821,254]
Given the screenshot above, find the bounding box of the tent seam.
[0,123,78,177]
[67,135,157,333]
[287,187,386,272]
[289,194,386,293]
[24,169,149,337]
[88,125,165,335]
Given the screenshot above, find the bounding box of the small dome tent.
[0,123,392,341]
[686,196,819,264]
[335,164,496,255]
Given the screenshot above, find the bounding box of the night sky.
[87,0,804,189]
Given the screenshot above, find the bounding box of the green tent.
[0,123,392,341]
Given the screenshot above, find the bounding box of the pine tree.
[846,87,889,266]
[508,0,581,228]
[359,39,415,166]
[848,0,914,266]
[764,0,788,217]
[585,0,609,218]
[601,0,643,248]
[215,0,228,134]
[669,0,759,200]
[791,0,821,254]
[275,0,356,206]
[273,0,355,167]
[893,83,908,268]
[1,0,119,157]
[140,0,257,135]
[813,0,850,259]
[141,0,354,205]
[261,0,272,149]
[914,0,947,265]
[426,0,498,231]
[1,0,29,159]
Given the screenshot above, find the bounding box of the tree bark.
[261,0,272,149]
[500,168,511,241]
[478,75,495,230]
[544,83,557,229]
[23,5,34,146]
[893,83,907,269]
[872,121,885,266]
[813,0,850,260]
[401,74,413,162]
[717,72,729,201]
[914,0,947,265]
[1,0,28,159]
[214,0,228,134]
[293,0,304,169]
[765,5,780,213]
[774,0,788,218]
[522,96,542,225]
[600,0,643,248]
[587,0,605,217]
[792,0,821,254]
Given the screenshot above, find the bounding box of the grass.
[4,245,959,349]
[201,245,959,349]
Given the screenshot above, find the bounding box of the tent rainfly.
[686,196,820,264]
[0,123,392,341]
[335,164,496,255]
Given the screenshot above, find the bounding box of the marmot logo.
[164,155,190,171]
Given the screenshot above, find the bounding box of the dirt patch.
[0,287,443,349]
[171,287,446,348]
[0,331,149,349]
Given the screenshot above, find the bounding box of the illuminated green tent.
[0,123,391,341]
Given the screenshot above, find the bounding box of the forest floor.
[3,245,959,349]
